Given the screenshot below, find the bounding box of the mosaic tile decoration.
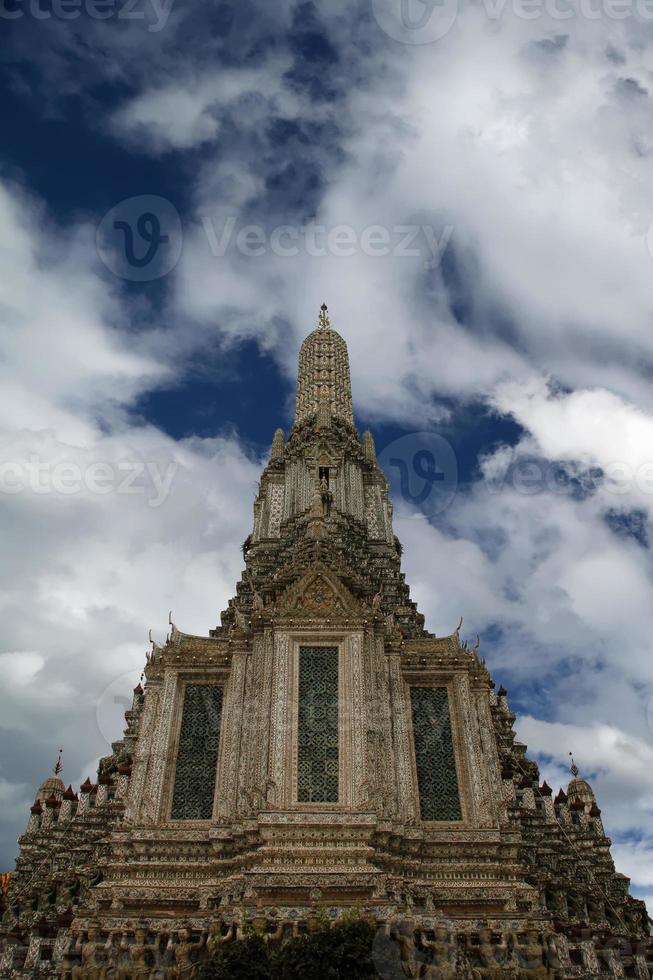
[171,684,223,820]
[297,646,339,803]
[410,686,462,821]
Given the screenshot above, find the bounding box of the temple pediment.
[275,565,364,620]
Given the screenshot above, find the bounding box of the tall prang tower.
[1,306,651,978]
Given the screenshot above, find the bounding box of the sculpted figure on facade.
[421,925,457,979]
[469,928,504,980]
[120,928,153,979]
[168,929,205,978]
[68,926,107,980]
[512,930,553,980]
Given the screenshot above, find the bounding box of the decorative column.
[96,774,111,806]
[76,779,94,816]
[267,632,292,808]
[473,685,504,826]
[236,646,256,815]
[115,763,132,801]
[375,636,397,818]
[539,782,556,822]
[124,676,162,823]
[26,801,42,834]
[347,632,367,808]
[455,673,498,827]
[243,630,274,814]
[215,646,248,820]
[41,795,60,829]
[388,650,415,822]
[139,668,177,824]
[59,787,77,822]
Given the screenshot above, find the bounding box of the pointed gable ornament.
[277,566,362,620]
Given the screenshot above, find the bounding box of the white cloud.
[0,653,44,687]
[0,181,165,443]
[612,841,653,899]
[492,380,653,514]
[111,59,297,152]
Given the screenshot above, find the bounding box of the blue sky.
[2,0,653,910]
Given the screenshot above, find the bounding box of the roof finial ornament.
[53,749,63,777]
[569,752,579,778]
[318,303,331,330]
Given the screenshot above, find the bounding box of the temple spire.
[294,304,354,427]
[318,302,331,330]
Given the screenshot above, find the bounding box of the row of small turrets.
[21,682,144,837]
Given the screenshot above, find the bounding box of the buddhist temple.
[1,306,650,977]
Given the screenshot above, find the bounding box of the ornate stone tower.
[1,306,651,977]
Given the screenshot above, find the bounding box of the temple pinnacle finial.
[318,303,331,330]
[53,749,63,777]
[294,305,354,426]
[569,752,579,778]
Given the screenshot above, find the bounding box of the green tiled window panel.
[297,646,339,803]
[171,684,223,820]
[410,686,462,821]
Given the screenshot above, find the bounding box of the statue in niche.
[319,474,333,517]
